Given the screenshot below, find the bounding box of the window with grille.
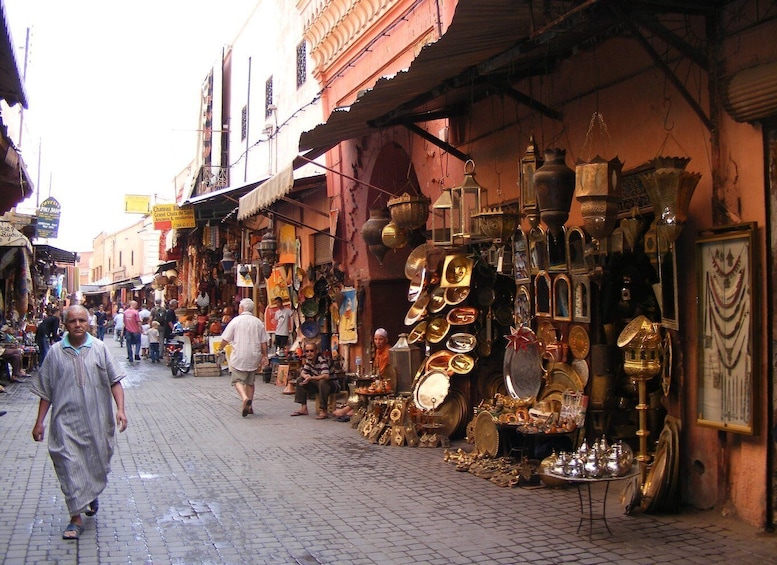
[241,105,248,141]
[296,42,307,88]
[265,76,273,118]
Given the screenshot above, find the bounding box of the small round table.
[548,469,639,540]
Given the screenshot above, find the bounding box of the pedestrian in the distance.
[123,301,142,362]
[220,298,269,417]
[30,304,127,540]
[148,321,161,363]
[35,305,60,364]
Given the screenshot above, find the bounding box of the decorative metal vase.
[534,148,576,239]
[361,207,391,264]
[575,155,623,242]
[388,192,431,231]
[639,156,701,244]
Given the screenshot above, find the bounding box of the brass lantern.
[220,245,235,273]
[575,155,624,244]
[639,156,701,245]
[389,333,422,395]
[452,159,485,241]
[432,188,454,247]
[520,135,542,229]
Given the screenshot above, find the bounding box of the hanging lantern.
[388,192,430,231]
[260,258,274,279]
[220,245,236,273]
[451,159,486,241]
[575,155,624,243]
[361,208,391,264]
[474,205,520,243]
[258,219,278,263]
[381,220,409,249]
[534,148,575,239]
[639,156,701,245]
[432,188,454,247]
[520,135,543,229]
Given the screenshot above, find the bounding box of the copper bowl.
[449,353,475,374]
[427,350,455,372]
[444,286,470,306]
[446,306,478,325]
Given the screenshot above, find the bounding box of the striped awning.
[237,165,294,221]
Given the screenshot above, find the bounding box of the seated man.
[0,325,28,382]
[290,341,332,420]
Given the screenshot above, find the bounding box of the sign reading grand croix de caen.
[152,204,196,230]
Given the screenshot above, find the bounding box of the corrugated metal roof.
[0,1,27,108]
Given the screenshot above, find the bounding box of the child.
[140,317,151,359]
[148,321,161,363]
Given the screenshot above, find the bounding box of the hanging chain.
[581,111,611,162]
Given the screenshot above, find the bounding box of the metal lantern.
[575,155,624,244]
[258,219,278,263]
[432,188,454,246]
[520,135,542,229]
[388,192,430,231]
[451,159,485,241]
[220,245,235,273]
[389,333,422,395]
[639,156,701,245]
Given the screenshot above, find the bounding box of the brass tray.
[449,353,475,375]
[444,286,470,306]
[547,363,585,393]
[446,306,478,325]
[474,411,499,457]
[426,316,450,343]
[405,290,430,326]
[440,255,474,288]
[568,324,590,359]
[641,425,671,511]
[408,320,427,344]
[428,286,447,314]
[426,350,455,373]
[446,332,476,354]
[435,388,468,438]
[413,370,451,411]
[405,243,431,280]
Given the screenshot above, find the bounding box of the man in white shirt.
[220,298,270,417]
[272,296,294,353]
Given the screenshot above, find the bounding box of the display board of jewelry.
[696,222,757,434]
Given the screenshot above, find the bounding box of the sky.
[3,0,260,253]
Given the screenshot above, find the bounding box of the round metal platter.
[548,363,585,392]
[568,325,591,359]
[413,370,451,411]
[426,350,455,373]
[404,290,430,326]
[405,243,430,280]
[641,426,670,511]
[449,353,475,375]
[479,371,507,400]
[408,320,428,344]
[474,411,499,457]
[446,332,477,354]
[428,286,447,313]
[537,320,559,346]
[426,316,450,343]
[446,307,478,325]
[571,358,590,387]
[503,341,543,400]
[434,388,468,438]
[444,286,470,306]
[440,255,474,288]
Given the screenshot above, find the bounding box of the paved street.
[0,337,775,564]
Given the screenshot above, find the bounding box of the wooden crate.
[194,362,223,377]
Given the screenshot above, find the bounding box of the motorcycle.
[165,331,192,377]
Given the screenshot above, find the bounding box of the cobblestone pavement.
[0,338,776,564]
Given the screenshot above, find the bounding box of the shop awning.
[237,165,294,221]
[0,7,27,108]
[182,177,270,225]
[34,244,79,264]
[299,0,534,153]
[155,260,177,274]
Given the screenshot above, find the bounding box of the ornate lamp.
[617,315,663,486]
[388,192,430,231]
[258,219,278,264]
[639,156,701,245]
[575,155,624,246]
[220,245,235,273]
[451,159,486,242]
[431,188,454,247]
[520,135,542,229]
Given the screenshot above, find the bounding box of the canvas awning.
[182,178,269,225]
[0,220,32,253]
[237,165,294,221]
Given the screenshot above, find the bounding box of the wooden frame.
[276,364,290,387]
[566,227,588,274]
[553,274,572,322]
[534,271,552,318]
[696,222,758,435]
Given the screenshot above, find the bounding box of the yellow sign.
[124,195,152,214]
[152,204,196,230]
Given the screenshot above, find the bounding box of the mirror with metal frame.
[515,284,532,327]
[514,229,530,283]
[553,273,572,321]
[566,226,588,274]
[547,226,567,272]
[534,270,552,318]
[572,275,591,323]
[529,226,548,274]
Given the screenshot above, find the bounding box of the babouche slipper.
[242,399,252,417]
[290,411,307,416]
[85,498,99,516]
[62,522,83,540]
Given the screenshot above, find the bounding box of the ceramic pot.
[534,148,575,238]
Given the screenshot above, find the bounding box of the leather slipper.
[242,399,252,417]
[62,522,83,540]
[316,413,328,420]
[290,411,308,417]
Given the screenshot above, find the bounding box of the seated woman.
[333,328,395,422]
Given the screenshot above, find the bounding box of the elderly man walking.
[220,298,270,417]
[31,304,128,540]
